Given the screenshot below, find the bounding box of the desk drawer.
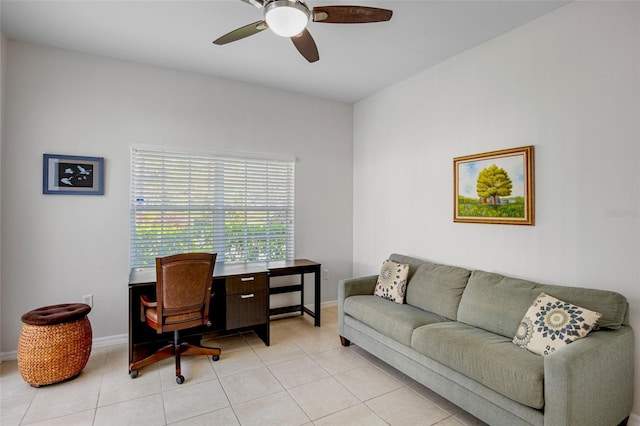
[226,290,267,329]
[226,273,267,295]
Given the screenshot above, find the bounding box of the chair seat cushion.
[144,308,201,327]
[411,321,544,409]
[343,295,450,346]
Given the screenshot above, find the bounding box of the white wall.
[353,0,639,417]
[0,33,6,352]
[1,41,353,352]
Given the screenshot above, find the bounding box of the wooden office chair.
[129,253,221,384]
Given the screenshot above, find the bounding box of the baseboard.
[1,350,18,362]
[0,333,128,362]
[92,333,128,348]
[629,412,640,426]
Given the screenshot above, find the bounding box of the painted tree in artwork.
[477,164,513,204]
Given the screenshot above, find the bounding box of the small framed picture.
[454,146,534,225]
[43,154,104,195]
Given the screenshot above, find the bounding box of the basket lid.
[21,303,91,325]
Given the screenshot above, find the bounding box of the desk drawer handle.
[241,277,255,282]
[241,293,255,299]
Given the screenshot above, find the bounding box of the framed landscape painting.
[453,146,534,225]
[43,154,104,195]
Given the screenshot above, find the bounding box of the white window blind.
[130,146,295,268]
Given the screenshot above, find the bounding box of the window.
[130,146,295,268]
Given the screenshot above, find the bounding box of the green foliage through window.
[130,147,295,268]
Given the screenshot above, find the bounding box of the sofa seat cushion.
[343,295,450,346]
[411,321,544,409]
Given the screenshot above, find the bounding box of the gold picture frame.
[454,146,534,225]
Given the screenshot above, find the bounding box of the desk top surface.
[129,259,319,286]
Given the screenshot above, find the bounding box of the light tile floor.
[1,305,487,426]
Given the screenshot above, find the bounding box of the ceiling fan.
[213,0,393,63]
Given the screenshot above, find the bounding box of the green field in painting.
[457,196,525,218]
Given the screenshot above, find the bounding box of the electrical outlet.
[82,294,93,307]
[323,269,329,280]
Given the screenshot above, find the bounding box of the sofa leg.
[618,416,629,426]
[340,336,351,347]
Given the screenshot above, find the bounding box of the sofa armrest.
[340,275,378,299]
[338,275,378,335]
[544,326,634,426]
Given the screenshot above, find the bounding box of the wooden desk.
[128,262,270,373]
[265,259,322,327]
[128,259,322,371]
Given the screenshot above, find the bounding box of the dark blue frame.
[43,154,104,195]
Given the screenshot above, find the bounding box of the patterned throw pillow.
[374,260,409,304]
[513,292,601,356]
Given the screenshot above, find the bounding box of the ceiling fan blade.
[239,0,264,9]
[313,6,392,24]
[291,29,319,63]
[213,21,268,45]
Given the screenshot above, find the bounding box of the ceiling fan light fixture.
[265,0,310,37]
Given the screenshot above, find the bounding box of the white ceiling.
[1,0,568,103]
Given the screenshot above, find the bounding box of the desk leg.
[300,273,305,317]
[255,323,270,346]
[128,287,134,369]
[314,265,321,327]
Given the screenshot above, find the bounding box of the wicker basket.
[17,304,92,387]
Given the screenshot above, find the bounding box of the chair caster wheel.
[130,370,138,379]
[212,355,220,362]
[176,375,185,384]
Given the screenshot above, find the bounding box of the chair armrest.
[139,295,157,322]
[544,326,634,426]
[140,295,157,307]
[338,275,378,335]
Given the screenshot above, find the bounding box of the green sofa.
[338,254,634,426]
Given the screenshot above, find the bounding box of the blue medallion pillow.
[374,260,409,304]
[513,292,601,355]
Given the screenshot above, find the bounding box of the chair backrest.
[155,253,217,333]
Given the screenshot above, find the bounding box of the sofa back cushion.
[389,253,429,281]
[406,263,471,320]
[457,270,629,339]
